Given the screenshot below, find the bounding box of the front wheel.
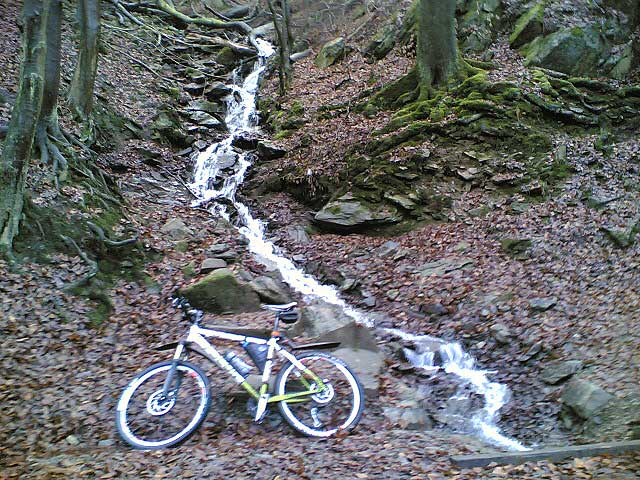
[115,360,211,449]
[274,352,364,437]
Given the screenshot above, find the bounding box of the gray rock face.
[314,37,346,68]
[541,360,583,385]
[289,300,383,396]
[529,297,558,312]
[417,258,474,277]
[490,323,513,345]
[200,258,228,273]
[160,218,193,240]
[257,140,286,160]
[182,268,261,314]
[249,275,292,304]
[314,196,401,232]
[523,26,607,76]
[562,378,613,419]
[383,406,433,430]
[509,1,545,48]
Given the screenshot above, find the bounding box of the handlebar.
[171,296,203,324]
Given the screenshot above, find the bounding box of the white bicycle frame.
[174,324,325,422]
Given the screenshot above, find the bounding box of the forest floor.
[1,0,640,479]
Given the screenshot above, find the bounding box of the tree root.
[60,234,99,289]
[87,221,138,247]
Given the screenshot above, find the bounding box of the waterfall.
[187,39,527,452]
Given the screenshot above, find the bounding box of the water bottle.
[223,352,253,377]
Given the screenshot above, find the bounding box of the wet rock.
[541,360,583,385]
[200,258,228,273]
[315,195,401,232]
[215,250,238,262]
[314,37,346,68]
[160,218,193,240]
[417,258,474,277]
[216,152,237,169]
[249,276,292,304]
[189,111,224,129]
[339,278,359,292]
[232,133,259,150]
[562,379,613,419]
[182,268,261,314]
[185,99,225,116]
[204,81,232,99]
[529,296,558,311]
[289,300,383,395]
[257,140,286,160]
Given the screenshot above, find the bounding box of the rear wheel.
[274,352,364,437]
[116,360,211,449]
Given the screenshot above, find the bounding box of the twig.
[160,167,198,198]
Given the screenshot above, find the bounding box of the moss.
[509,1,546,47]
[289,100,305,116]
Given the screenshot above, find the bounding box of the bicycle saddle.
[262,302,297,312]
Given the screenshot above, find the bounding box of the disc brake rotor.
[146,389,176,416]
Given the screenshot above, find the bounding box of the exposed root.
[87,221,138,247]
[60,234,99,289]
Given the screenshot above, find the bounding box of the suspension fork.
[161,342,185,397]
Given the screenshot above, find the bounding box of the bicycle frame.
[171,324,326,422]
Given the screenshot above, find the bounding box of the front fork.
[161,342,185,397]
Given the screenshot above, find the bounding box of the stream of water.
[187,40,527,452]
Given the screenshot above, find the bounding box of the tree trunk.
[415,0,461,95]
[36,0,65,172]
[0,0,47,255]
[267,0,292,94]
[68,0,101,119]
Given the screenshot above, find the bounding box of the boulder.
[200,258,228,273]
[509,1,545,48]
[182,268,261,314]
[541,360,583,385]
[500,238,532,255]
[249,275,292,304]
[562,378,613,419]
[314,37,346,68]
[522,26,608,77]
[383,406,433,430]
[160,218,193,240]
[459,0,502,53]
[364,24,396,62]
[151,110,189,147]
[289,300,383,396]
[314,195,401,232]
[257,140,286,160]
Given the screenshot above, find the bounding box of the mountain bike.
[115,298,365,449]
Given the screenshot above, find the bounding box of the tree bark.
[35,0,66,173]
[267,0,292,94]
[68,0,101,119]
[415,0,461,95]
[0,0,48,255]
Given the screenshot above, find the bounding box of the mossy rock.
[315,37,347,69]
[522,26,608,77]
[314,194,402,233]
[364,24,397,62]
[182,268,261,314]
[509,1,546,49]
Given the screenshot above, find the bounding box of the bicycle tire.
[115,360,211,449]
[274,351,364,438]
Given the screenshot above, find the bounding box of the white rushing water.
[188,40,526,451]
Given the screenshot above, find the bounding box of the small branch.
[160,167,198,198]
